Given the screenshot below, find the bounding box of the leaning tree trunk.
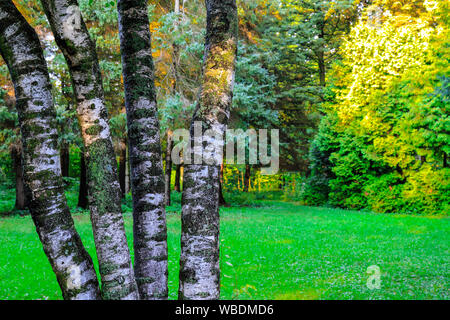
[164,131,173,206]
[11,144,26,210]
[0,1,100,300]
[41,0,138,300]
[117,0,168,300]
[179,0,238,300]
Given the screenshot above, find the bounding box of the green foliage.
[1,0,447,218]
[233,43,277,128]
[255,0,363,170]
[109,112,127,140]
[300,114,339,206]
[0,89,18,183]
[302,0,450,215]
[68,145,82,178]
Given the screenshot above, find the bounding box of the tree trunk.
[125,146,130,194]
[172,0,180,94]
[60,143,70,177]
[117,0,168,300]
[41,0,138,300]
[77,151,88,209]
[164,131,173,206]
[12,145,26,210]
[244,164,250,192]
[174,164,181,192]
[218,163,227,206]
[317,26,326,87]
[318,51,326,87]
[119,139,127,198]
[0,1,100,300]
[179,0,238,300]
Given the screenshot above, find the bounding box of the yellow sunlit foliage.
[334,12,439,124]
[302,0,449,214]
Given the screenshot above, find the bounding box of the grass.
[0,185,449,300]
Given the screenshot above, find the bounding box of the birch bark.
[117,0,168,299]
[40,0,138,299]
[0,0,100,300]
[179,0,238,300]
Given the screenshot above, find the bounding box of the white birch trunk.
[0,1,100,300]
[40,0,138,300]
[179,0,238,300]
[117,0,168,299]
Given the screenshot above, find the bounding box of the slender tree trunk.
[174,164,181,192]
[218,181,227,206]
[244,164,251,192]
[60,143,70,177]
[318,51,326,87]
[77,151,88,209]
[165,131,173,206]
[0,1,100,299]
[41,0,138,300]
[218,163,227,206]
[125,145,130,194]
[119,139,127,198]
[117,0,168,300]
[12,145,26,210]
[170,0,180,200]
[172,0,180,94]
[179,0,238,300]
[318,27,326,87]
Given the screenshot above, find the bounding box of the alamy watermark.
[171,122,279,174]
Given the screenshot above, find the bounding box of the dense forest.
[0,0,448,301]
[1,0,448,217]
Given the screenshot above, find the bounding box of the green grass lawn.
[0,192,448,300]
